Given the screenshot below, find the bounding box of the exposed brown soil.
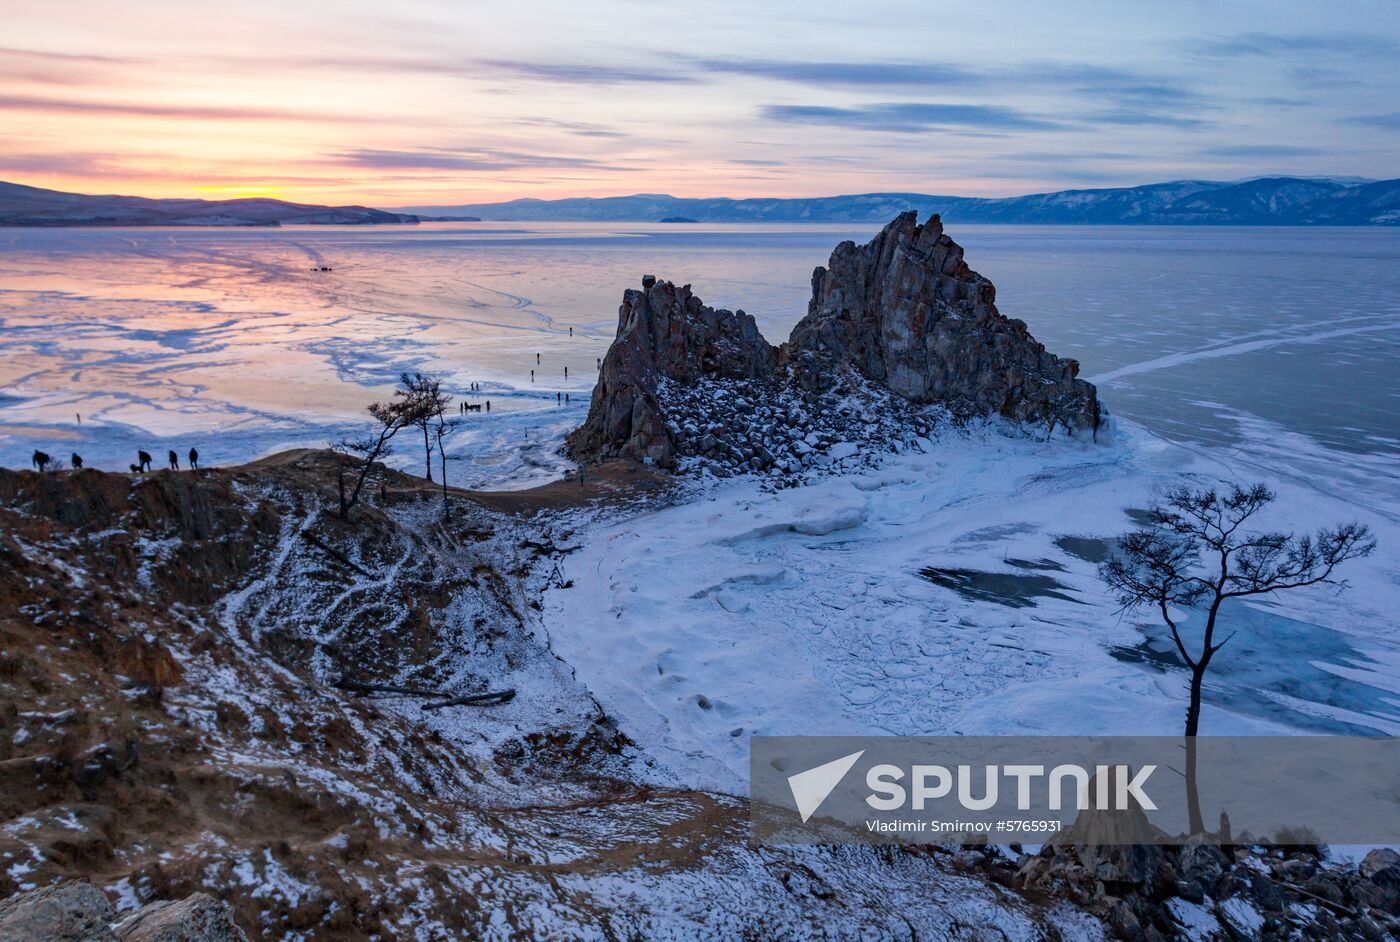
[240,447,671,515]
[0,455,1091,939]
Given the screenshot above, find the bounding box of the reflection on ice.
[918,565,1081,608]
[1112,600,1400,736]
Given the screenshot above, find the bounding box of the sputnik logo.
[787,750,864,823]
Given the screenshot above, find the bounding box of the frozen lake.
[1,221,1397,497]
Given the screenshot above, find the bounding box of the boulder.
[1360,847,1400,885]
[0,884,247,942]
[113,894,247,942]
[0,882,115,942]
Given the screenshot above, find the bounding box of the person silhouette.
[31,450,50,472]
[530,370,534,382]
[564,366,568,378]
[189,447,199,470]
[168,450,179,470]
[71,453,83,469]
[536,353,540,364]
[557,392,561,403]
[137,450,152,472]
[485,400,490,413]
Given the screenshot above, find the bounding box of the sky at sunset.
[3,0,1399,206]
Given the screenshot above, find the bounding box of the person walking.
[168,450,179,470]
[189,447,199,470]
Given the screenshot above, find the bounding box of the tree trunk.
[439,449,450,520]
[422,425,433,482]
[1184,664,1206,834]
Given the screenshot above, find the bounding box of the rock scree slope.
[566,212,1102,469]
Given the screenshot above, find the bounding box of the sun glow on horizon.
[2,1,1397,208]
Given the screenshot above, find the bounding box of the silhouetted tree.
[433,411,459,520]
[399,372,451,482]
[334,400,412,519]
[1100,482,1374,833]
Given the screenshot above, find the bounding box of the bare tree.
[433,410,459,520]
[333,373,452,518]
[1100,482,1374,833]
[333,399,412,519]
[399,372,451,482]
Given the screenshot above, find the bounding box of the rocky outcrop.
[564,277,776,466]
[566,213,1103,471]
[0,882,114,941]
[1015,837,1400,940]
[114,894,248,942]
[786,211,1099,430]
[0,883,247,941]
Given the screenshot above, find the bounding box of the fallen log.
[301,531,372,577]
[333,675,515,708]
[421,689,516,710]
[333,675,450,699]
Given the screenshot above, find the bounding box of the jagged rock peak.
[567,213,1104,470]
[564,277,776,466]
[784,211,1100,430]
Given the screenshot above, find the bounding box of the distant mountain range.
[399,177,1400,225]
[4,176,1397,227]
[0,181,419,227]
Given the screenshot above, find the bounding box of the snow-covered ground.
[541,420,1400,795]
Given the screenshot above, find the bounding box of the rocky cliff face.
[567,213,1103,470]
[786,211,1099,429]
[563,277,776,466]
